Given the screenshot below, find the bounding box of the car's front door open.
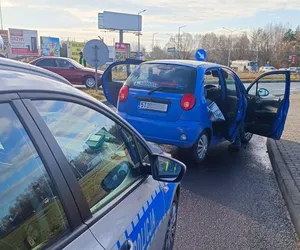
[245,71,291,140]
[102,59,143,107]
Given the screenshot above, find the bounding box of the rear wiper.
[148,86,182,95]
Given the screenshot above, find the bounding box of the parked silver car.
[0,68,186,250]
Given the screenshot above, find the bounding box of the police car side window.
[136,140,150,164]
[0,103,69,250]
[32,100,143,215]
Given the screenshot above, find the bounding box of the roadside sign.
[291,55,296,65]
[195,49,206,61]
[167,47,176,53]
[83,39,109,91]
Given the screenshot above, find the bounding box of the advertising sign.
[9,29,38,56]
[115,42,130,61]
[0,30,9,57]
[68,41,85,62]
[67,42,85,62]
[291,55,296,65]
[40,36,60,56]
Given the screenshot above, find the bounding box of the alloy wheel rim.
[86,78,95,87]
[197,134,208,160]
[165,203,177,250]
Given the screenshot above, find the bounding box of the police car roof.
[143,60,220,69]
[0,69,83,97]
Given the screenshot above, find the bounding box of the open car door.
[245,70,291,140]
[101,59,143,107]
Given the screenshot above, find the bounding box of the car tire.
[240,132,253,144]
[84,76,96,88]
[190,131,210,163]
[163,195,178,250]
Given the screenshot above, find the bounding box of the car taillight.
[119,85,129,102]
[180,93,196,110]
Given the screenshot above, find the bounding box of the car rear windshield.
[125,63,197,93]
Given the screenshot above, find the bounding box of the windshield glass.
[68,58,85,68]
[249,61,258,66]
[125,64,197,93]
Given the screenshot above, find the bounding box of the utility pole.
[152,32,157,51]
[0,0,3,30]
[223,27,241,67]
[137,9,146,60]
[177,25,186,58]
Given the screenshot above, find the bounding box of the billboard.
[115,42,130,61]
[67,41,85,62]
[40,36,60,56]
[9,29,38,56]
[98,11,142,31]
[0,30,9,57]
[130,51,144,60]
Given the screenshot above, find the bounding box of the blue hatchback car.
[102,59,291,163]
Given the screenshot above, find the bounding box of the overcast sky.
[1,0,300,50]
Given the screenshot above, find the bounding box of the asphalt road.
[173,135,298,250]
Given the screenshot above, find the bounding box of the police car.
[0,63,186,250]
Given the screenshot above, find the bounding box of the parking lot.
[174,136,298,250]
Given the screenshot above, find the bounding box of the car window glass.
[0,103,69,250]
[56,60,72,69]
[36,59,56,67]
[32,100,143,215]
[222,69,238,97]
[204,70,221,87]
[126,63,197,93]
[111,65,129,82]
[248,74,286,100]
[136,140,150,165]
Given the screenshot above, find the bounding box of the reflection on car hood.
[82,67,104,75]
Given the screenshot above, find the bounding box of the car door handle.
[120,239,134,250]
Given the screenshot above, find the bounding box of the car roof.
[0,58,72,85]
[142,59,222,69]
[0,69,83,97]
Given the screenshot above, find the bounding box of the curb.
[267,138,300,238]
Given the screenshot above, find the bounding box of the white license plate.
[139,101,168,112]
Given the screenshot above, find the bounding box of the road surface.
[174,136,298,250]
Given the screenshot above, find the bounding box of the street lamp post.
[137,9,146,60]
[223,27,241,67]
[177,25,186,58]
[0,0,3,30]
[152,32,158,51]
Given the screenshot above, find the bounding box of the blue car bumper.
[119,112,201,148]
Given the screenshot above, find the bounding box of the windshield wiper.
[148,86,182,95]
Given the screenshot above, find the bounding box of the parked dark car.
[30,56,103,88]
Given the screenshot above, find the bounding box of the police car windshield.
[126,63,197,93]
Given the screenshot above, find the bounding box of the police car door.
[89,132,167,250]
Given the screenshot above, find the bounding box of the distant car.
[0,57,72,85]
[102,60,291,163]
[259,66,277,72]
[288,67,300,74]
[30,56,103,88]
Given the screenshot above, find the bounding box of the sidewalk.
[267,92,300,237]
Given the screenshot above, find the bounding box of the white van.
[231,60,258,72]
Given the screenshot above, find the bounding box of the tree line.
[148,23,300,68]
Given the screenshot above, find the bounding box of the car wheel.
[191,131,209,163]
[240,132,253,144]
[84,76,96,88]
[163,195,178,250]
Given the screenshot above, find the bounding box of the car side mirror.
[151,154,186,183]
[258,88,269,97]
